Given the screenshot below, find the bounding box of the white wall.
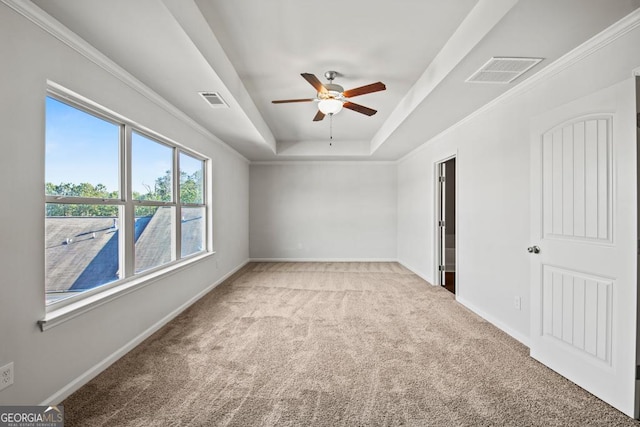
[250,162,397,260]
[398,104,531,341]
[2,0,638,415]
[0,4,249,405]
[398,14,640,348]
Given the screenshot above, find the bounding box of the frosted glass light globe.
[318,98,343,115]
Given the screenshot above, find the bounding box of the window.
[45,93,209,306]
[179,152,206,258]
[131,132,175,273]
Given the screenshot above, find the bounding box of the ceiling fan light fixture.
[318,98,343,115]
[272,72,385,120]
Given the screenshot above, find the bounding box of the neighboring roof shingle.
[46,209,204,296]
[45,218,119,293]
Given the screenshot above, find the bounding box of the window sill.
[38,251,215,332]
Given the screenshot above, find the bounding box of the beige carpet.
[63,262,640,426]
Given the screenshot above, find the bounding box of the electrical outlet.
[0,362,14,391]
[514,296,522,311]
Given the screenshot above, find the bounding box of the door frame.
[434,153,458,290]
[635,72,640,419]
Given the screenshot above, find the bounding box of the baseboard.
[396,260,435,285]
[397,261,530,347]
[249,258,529,346]
[456,296,530,347]
[40,258,250,405]
[43,258,529,404]
[249,257,398,262]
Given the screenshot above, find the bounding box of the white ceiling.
[31,0,640,161]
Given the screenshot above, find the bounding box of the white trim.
[398,260,530,346]
[398,8,640,164]
[48,80,210,163]
[370,0,519,154]
[5,0,638,165]
[40,253,216,331]
[397,260,434,285]
[249,258,398,263]
[252,259,438,287]
[1,0,249,165]
[456,296,530,347]
[39,259,250,405]
[40,257,530,404]
[250,160,397,166]
[433,153,458,287]
[43,86,214,321]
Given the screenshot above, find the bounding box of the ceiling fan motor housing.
[320,83,344,100]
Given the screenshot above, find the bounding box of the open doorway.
[437,157,456,294]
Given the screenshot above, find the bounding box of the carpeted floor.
[62,262,640,426]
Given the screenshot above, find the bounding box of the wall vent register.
[199,92,229,108]
[466,57,543,84]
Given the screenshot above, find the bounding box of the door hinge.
[439,220,446,227]
[438,265,445,272]
[438,176,446,182]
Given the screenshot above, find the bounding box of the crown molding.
[250,160,397,166]
[1,0,249,164]
[6,0,638,166]
[370,0,519,155]
[398,7,640,164]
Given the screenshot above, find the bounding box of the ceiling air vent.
[199,92,229,109]
[466,57,543,84]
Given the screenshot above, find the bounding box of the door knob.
[527,246,540,254]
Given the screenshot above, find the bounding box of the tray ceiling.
[31,0,640,161]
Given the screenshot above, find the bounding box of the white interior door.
[530,83,637,417]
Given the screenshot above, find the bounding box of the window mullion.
[44,88,210,309]
[205,159,212,253]
[132,200,176,207]
[174,148,181,261]
[122,125,135,279]
[44,196,123,205]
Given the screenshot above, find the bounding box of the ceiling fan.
[272,71,386,121]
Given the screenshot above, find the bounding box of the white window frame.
[42,86,211,328]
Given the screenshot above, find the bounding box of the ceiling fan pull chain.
[329,113,333,145]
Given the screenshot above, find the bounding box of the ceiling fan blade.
[272,98,315,104]
[313,110,326,121]
[343,82,386,98]
[301,73,327,93]
[343,102,377,116]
